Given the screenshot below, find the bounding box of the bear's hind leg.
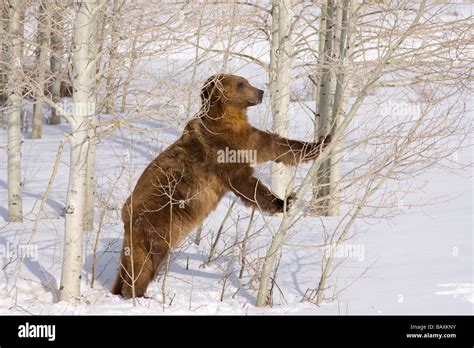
[113,225,171,299]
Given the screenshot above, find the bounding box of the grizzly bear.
[112,74,331,298]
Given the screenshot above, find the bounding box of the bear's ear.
[200,79,214,104]
[201,75,224,106]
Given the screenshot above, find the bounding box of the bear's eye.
[237,82,244,89]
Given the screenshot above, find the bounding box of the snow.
[0,98,472,314]
[436,284,474,305]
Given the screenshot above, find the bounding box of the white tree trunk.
[313,0,338,215]
[32,2,51,139]
[59,0,97,303]
[104,0,122,114]
[270,0,294,198]
[313,0,353,216]
[311,1,327,102]
[0,0,8,112]
[84,1,99,232]
[326,0,352,217]
[84,128,97,232]
[49,5,63,125]
[6,0,23,222]
[269,3,279,118]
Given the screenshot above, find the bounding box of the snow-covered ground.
[0,95,472,315]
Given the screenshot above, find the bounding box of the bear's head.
[201,74,264,109]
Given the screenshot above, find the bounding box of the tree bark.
[84,1,99,232]
[270,0,294,199]
[49,2,63,125]
[326,0,352,216]
[59,0,97,303]
[312,0,353,216]
[311,1,327,102]
[84,128,97,232]
[0,0,9,111]
[269,3,279,131]
[312,0,340,216]
[32,2,51,139]
[6,0,23,222]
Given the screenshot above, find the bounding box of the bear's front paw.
[286,192,297,209]
[271,193,296,214]
[306,135,332,160]
[318,134,332,149]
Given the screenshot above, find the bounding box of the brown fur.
[112,74,330,298]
